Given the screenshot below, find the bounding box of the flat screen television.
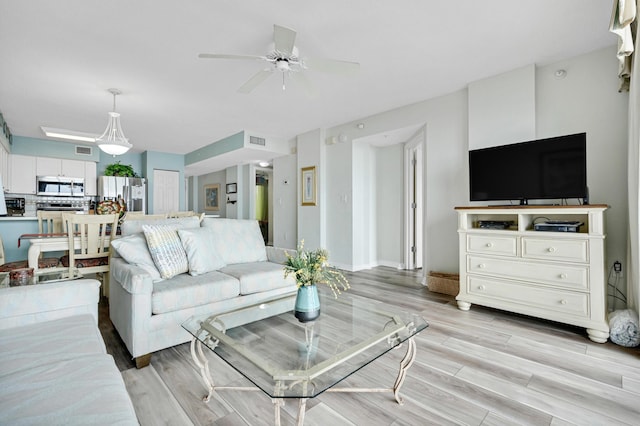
[469,132,587,205]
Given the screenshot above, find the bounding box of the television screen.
[469,133,587,204]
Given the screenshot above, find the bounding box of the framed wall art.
[301,166,317,206]
[204,183,220,211]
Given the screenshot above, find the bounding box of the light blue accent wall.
[0,220,38,262]
[143,151,186,213]
[11,136,100,162]
[184,131,244,165]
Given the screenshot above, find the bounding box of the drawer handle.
[478,263,486,269]
[560,299,567,305]
[548,247,557,253]
[559,273,568,279]
[485,242,493,248]
[478,285,486,291]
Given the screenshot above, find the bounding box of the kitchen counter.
[0,216,37,221]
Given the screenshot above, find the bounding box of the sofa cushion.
[177,227,226,276]
[121,216,200,236]
[0,354,138,426]
[151,271,240,314]
[0,314,105,377]
[220,261,297,295]
[201,218,267,264]
[143,225,189,279]
[111,233,163,282]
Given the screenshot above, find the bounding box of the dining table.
[18,231,117,273]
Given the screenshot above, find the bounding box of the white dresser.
[455,205,609,343]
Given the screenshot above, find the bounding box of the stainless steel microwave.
[36,176,85,197]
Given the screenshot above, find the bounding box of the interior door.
[153,169,179,214]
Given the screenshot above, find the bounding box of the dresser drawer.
[522,237,588,263]
[467,255,589,290]
[468,276,589,318]
[467,234,518,257]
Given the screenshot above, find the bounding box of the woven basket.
[427,272,459,296]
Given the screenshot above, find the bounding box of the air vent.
[75,146,93,156]
[249,136,266,146]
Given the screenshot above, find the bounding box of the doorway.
[404,127,425,270]
[153,169,180,214]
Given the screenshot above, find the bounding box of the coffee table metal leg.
[272,398,284,426]
[392,337,417,405]
[190,338,215,402]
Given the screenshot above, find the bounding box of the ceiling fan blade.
[198,53,266,61]
[273,25,297,56]
[291,72,316,98]
[304,57,360,75]
[238,69,273,94]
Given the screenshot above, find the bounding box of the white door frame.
[403,126,425,270]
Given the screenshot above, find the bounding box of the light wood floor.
[99,267,640,425]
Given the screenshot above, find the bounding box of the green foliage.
[104,161,137,177]
[283,240,350,298]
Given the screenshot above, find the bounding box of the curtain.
[610,0,637,91]
[255,185,268,221]
[613,1,640,320]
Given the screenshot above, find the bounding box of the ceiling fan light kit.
[96,88,132,156]
[198,24,359,94]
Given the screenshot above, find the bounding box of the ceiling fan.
[198,24,359,95]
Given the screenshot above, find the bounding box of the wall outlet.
[614,260,623,277]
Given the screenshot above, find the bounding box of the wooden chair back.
[37,210,67,234]
[63,213,119,277]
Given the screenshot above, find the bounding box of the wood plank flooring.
[98,267,640,425]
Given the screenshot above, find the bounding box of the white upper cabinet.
[36,157,85,177]
[8,154,36,194]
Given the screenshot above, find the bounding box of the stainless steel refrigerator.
[98,176,146,213]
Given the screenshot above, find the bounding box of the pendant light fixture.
[96,88,132,156]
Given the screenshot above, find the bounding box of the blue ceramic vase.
[294,284,320,323]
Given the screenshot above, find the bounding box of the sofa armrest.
[266,246,294,265]
[110,257,154,295]
[0,279,100,330]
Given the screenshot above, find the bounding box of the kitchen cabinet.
[85,161,97,196]
[8,154,36,194]
[0,143,8,189]
[455,205,609,343]
[36,157,85,177]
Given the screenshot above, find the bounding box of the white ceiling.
[0,1,617,176]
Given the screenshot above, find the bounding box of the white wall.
[468,64,536,149]
[325,140,353,267]
[375,143,404,267]
[352,142,374,270]
[272,154,297,249]
[296,128,324,250]
[260,45,627,293]
[535,47,628,274]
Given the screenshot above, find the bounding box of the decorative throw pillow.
[111,234,163,282]
[177,227,226,276]
[142,225,189,279]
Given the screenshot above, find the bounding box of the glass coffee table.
[0,269,83,289]
[182,290,428,425]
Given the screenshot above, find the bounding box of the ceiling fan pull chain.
[282,73,286,91]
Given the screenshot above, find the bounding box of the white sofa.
[0,279,138,425]
[109,217,297,368]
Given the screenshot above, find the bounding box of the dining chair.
[0,235,62,272]
[61,213,119,297]
[37,210,66,234]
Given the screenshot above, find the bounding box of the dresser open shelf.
[455,205,609,343]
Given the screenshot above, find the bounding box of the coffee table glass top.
[0,270,83,289]
[182,289,428,398]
